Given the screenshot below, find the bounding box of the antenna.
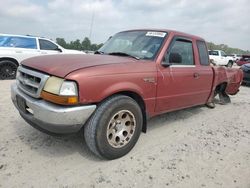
[89,6,95,40]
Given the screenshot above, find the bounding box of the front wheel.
[84,95,143,160]
[0,60,18,80]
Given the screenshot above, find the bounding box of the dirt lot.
[0,80,249,188]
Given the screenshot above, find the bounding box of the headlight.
[42,76,78,105]
[60,81,77,96]
[43,76,64,95]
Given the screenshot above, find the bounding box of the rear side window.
[197,41,209,66]
[166,39,194,65]
[0,36,37,49]
[39,39,58,50]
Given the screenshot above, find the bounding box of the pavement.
[0,80,249,188]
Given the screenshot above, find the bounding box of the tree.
[81,37,91,50]
[72,39,82,51]
[206,42,250,55]
[56,38,67,48]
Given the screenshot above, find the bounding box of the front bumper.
[11,83,96,134]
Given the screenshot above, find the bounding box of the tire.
[226,61,233,68]
[0,60,18,80]
[84,95,143,160]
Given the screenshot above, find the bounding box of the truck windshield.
[98,31,167,60]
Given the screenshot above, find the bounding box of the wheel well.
[108,91,147,133]
[215,82,227,93]
[0,57,19,67]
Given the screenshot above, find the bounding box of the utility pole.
[89,7,95,41]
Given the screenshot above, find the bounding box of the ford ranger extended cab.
[11,29,243,159]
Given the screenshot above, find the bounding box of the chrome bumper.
[11,83,96,134]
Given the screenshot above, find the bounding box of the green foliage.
[207,42,250,55]
[56,37,249,55]
[56,38,67,48]
[56,37,103,51]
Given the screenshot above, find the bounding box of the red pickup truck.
[11,29,243,159]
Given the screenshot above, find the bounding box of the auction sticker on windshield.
[146,31,166,37]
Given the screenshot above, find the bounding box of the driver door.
[155,37,207,113]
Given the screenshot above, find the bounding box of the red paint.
[21,29,243,118]
[236,55,250,66]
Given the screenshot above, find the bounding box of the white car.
[208,50,234,67]
[0,34,84,79]
[228,54,242,62]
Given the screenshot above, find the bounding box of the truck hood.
[21,54,137,77]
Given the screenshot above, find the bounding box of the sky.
[0,0,249,50]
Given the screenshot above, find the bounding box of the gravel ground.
[0,80,249,188]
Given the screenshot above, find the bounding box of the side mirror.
[162,56,171,67]
[169,52,182,64]
[56,48,62,52]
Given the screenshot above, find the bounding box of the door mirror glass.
[162,56,171,67]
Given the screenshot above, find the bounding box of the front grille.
[17,66,49,98]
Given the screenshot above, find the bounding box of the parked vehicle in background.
[241,63,250,85]
[208,50,234,67]
[84,50,95,54]
[228,54,242,62]
[0,34,84,79]
[11,29,243,159]
[236,55,250,66]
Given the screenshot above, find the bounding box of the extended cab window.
[197,41,209,66]
[39,39,58,50]
[165,39,194,65]
[0,36,37,49]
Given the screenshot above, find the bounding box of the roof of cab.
[120,29,205,41]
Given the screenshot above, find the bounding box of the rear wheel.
[0,60,18,80]
[84,95,143,160]
[226,61,233,68]
[215,83,231,105]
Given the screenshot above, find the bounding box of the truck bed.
[212,66,243,95]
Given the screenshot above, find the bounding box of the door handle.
[193,73,200,79]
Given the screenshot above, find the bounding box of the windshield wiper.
[94,50,105,54]
[108,52,140,60]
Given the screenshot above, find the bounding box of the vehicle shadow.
[13,120,102,161]
[147,105,205,132]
